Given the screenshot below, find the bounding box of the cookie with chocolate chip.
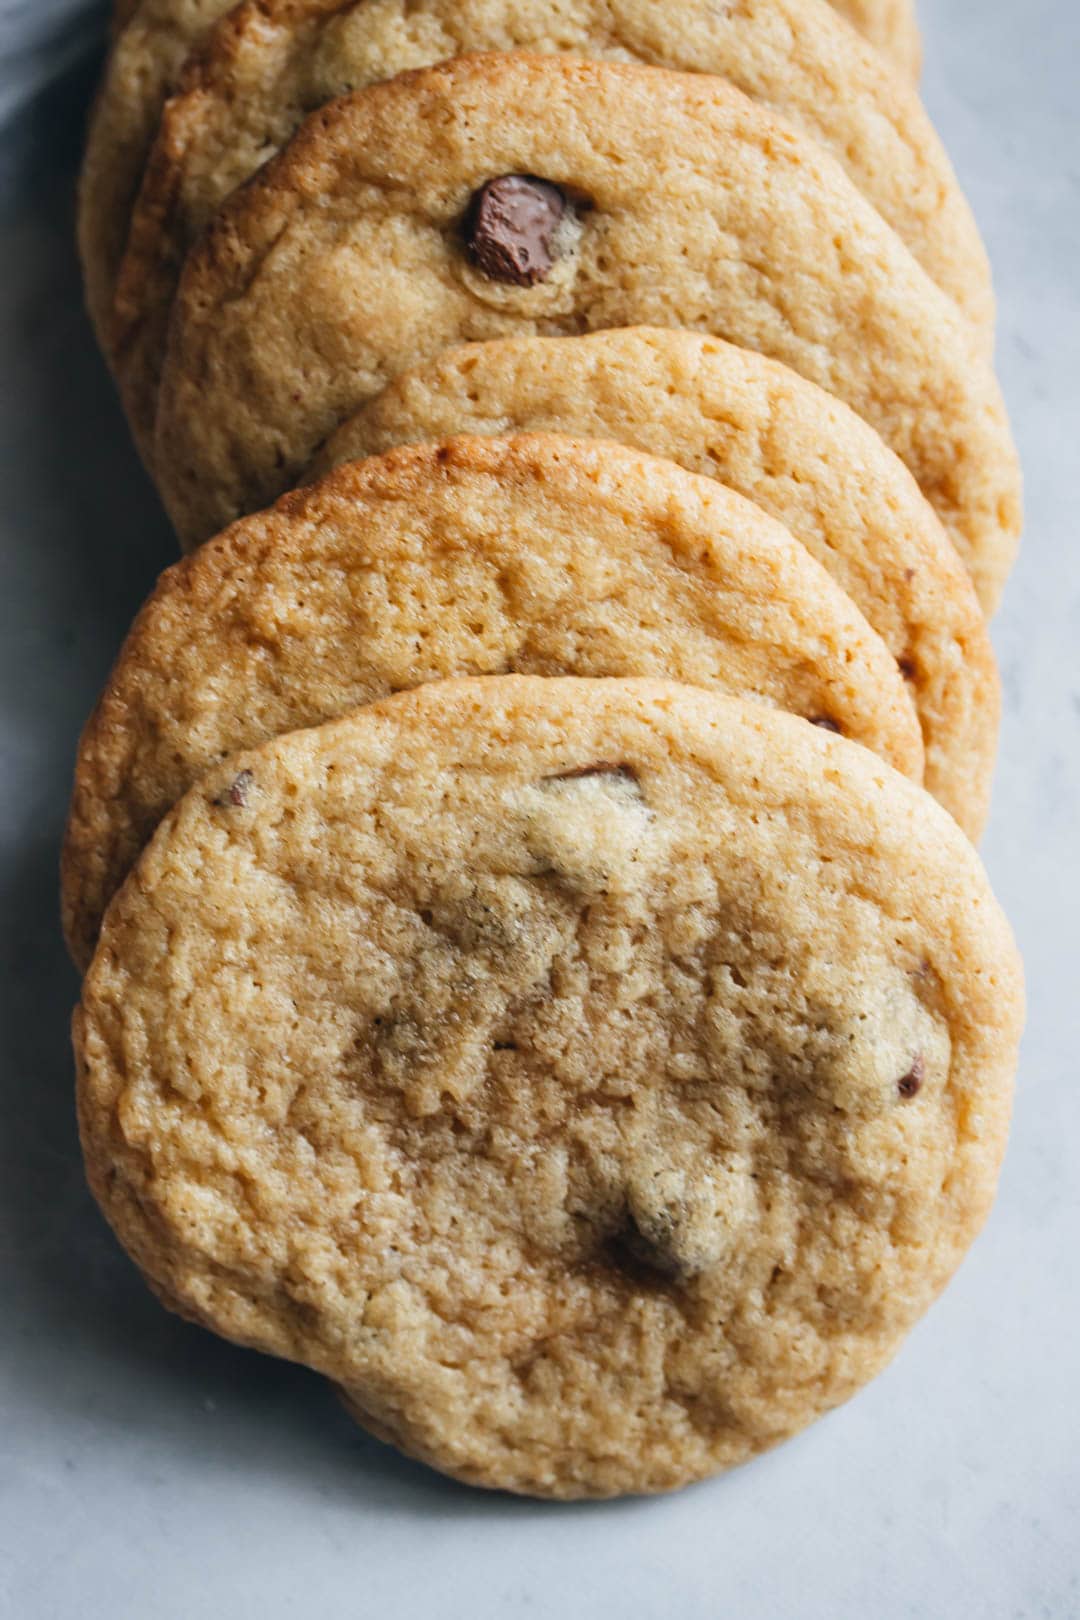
[85,0,928,362]
[74,674,1023,1497]
[154,54,1019,611]
[312,328,999,838]
[61,433,923,970]
[107,0,982,456]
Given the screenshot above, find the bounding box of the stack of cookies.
[67,0,1025,1498]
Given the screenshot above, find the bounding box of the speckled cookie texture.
[154,54,1021,611]
[61,433,923,971]
[108,0,921,69]
[110,0,988,448]
[313,329,999,837]
[74,675,1024,1498]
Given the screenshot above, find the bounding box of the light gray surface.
[1,4,1077,1614]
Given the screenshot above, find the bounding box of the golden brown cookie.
[835,0,921,78]
[108,0,921,67]
[154,55,1021,610]
[61,433,922,970]
[75,675,1024,1497]
[78,0,230,349]
[312,329,999,837]
[85,0,930,372]
[111,0,987,448]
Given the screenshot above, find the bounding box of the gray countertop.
[1,5,1077,1615]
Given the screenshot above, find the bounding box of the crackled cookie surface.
[155,55,1019,609]
[61,434,921,969]
[75,676,1023,1497]
[111,0,986,445]
[108,0,919,64]
[315,329,998,836]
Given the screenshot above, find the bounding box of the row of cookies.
[80,6,1016,584]
[74,0,1024,816]
[69,1,1024,1496]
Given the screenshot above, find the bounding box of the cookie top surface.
[112,0,987,444]
[62,432,921,970]
[75,675,1023,1498]
[110,0,919,69]
[834,0,921,78]
[155,54,1020,610]
[314,328,999,837]
[108,0,919,69]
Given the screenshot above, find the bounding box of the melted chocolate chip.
[613,1210,689,1284]
[898,1053,925,1099]
[215,769,254,808]
[543,762,639,785]
[809,716,843,734]
[464,175,568,286]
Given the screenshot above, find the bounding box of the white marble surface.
[1,5,1077,1615]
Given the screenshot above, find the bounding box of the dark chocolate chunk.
[228,770,254,807]
[215,769,254,808]
[464,175,568,286]
[543,762,638,785]
[897,1053,925,1099]
[613,1209,690,1284]
[611,1170,719,1284]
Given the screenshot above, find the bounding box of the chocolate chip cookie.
[62,433,922,970]
[154,55,1020,610]
[312,328,999,837]
[110,0,986,452]
[74,674,1024,1497]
